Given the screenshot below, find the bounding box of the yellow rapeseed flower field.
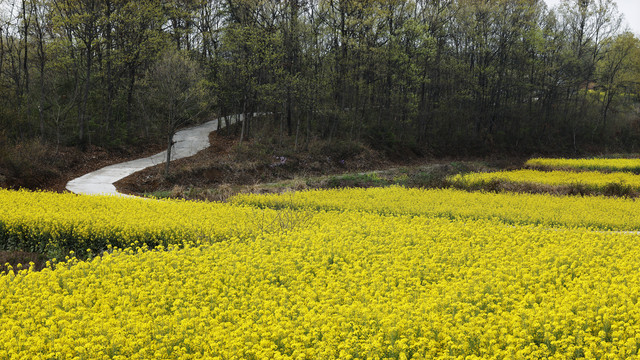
[449,169,640,192]
[232,186,640,230]
[2,210,640,359]
[527,157,640,173]
[4,188,640,358]
[0,189,285,255]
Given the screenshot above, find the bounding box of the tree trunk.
[0,27,4,79]
[22,0,30,95]
[126,64,136,135]
[34,16,46,139]
[79,43,92,150]
[286,88,293,136]
[239,96,247,144]
[39,57,45,138]
[601,90,614,132]
[104,1,114,138]
[294,107,301,151]
[165,132,174,177]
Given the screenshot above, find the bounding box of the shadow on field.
[0,250,49,273]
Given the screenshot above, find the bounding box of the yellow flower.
[2,188,640,358]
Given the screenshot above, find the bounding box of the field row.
[4,157,632,257]
[449,169,640,195]
[0,189,286,257]
[3,209,640,359]
[526,157,640,173]
[441,157,640,196]
[233,186,640,231]
[7,185,640,257]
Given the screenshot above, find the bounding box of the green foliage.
[141,48,208,131]
[0,0,639,154]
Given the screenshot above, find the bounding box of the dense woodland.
[1,0,640,155]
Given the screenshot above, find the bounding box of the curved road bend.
[66,114,243,196]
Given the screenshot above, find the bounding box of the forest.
[1,0,640,155]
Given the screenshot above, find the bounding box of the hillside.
[113,128,523,201]
[0,140,164,192]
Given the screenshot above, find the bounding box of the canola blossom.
[4,187,640,358]
[232,186,640,231]
[449,169,640,192]
[527,157,640,173]
[0,189,283,254]
[2,211,640,359]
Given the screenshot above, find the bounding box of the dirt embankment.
[0,140,164,192]
[115,129,522,201]
[116,131,395,195]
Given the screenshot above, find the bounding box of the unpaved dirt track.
[66,115,242,196]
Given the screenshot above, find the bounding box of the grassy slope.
[115,130,519,201]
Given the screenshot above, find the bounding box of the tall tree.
[596,32,640,131]
[140,49,208,176]
[51,0,104,148]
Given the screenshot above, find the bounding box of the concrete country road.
[66,115,244,196]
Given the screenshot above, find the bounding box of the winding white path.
[66,115,242,196]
